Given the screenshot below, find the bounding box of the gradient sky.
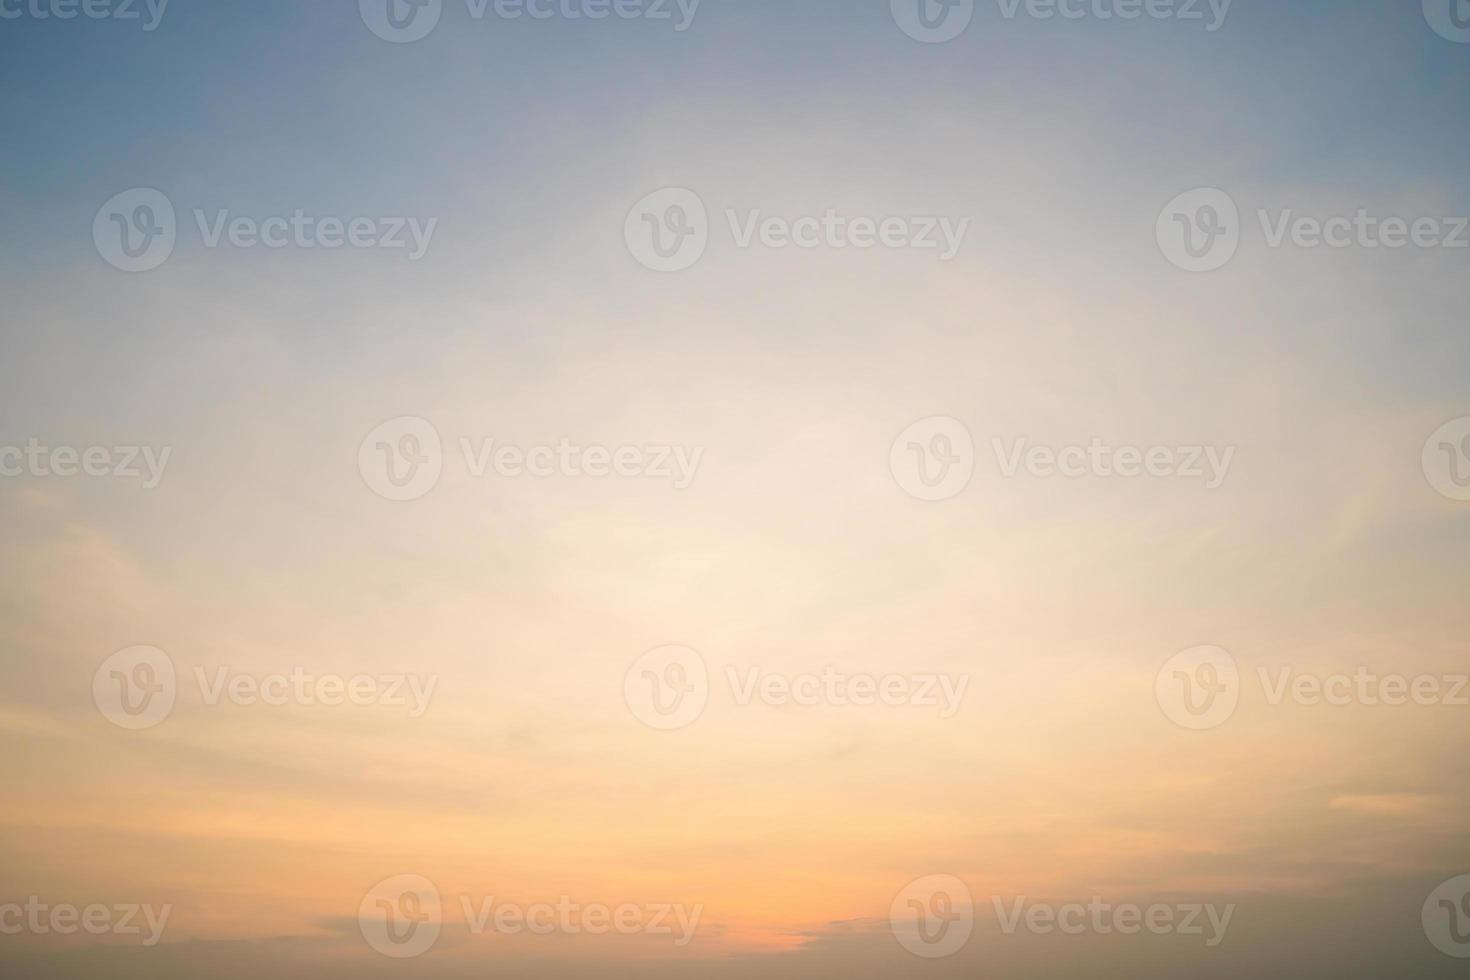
[3,1,1469,978]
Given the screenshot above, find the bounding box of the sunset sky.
[2,2,1469,977]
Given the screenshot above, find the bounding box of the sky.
[2,1,1470,977]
